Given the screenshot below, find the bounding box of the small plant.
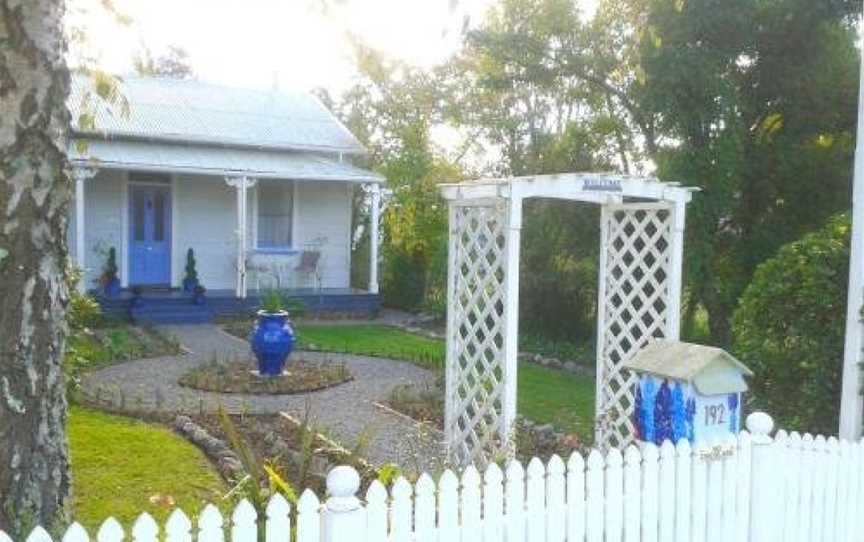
[376,463,402,486]
[218,407,299,511]
[102,247,118,282]
[183,248,199,292]
[260,289,285,313]
[67,292,101,330]
[98,247,120,296]
[284,298,308,317]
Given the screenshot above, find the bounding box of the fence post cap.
[326,465,361,512]
[745,411,774,436]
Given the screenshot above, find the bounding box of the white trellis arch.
[439,173,695,465]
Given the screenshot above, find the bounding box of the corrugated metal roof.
[69,139,383,183]
[68,75,366,154]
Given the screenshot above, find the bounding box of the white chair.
[292,250,321,291]
[247,253,282,291]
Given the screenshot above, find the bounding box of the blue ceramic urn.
[250,310,296,376]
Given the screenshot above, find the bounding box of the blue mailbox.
[624,340,753,447]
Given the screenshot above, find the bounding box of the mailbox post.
[624,341,753,448]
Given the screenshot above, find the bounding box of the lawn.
[517,363,594,435]
[294,324,595,436]
[297,324,445,368]
[69,406,225,531]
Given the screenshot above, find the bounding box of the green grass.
[296,324,445,368]
[295,324,595,436]
[517,364,594,435]
[69,406,225,531]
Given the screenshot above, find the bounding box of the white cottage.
[67,75,383,321]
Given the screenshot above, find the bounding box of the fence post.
[746,412,776,542]
[322,466,365,542]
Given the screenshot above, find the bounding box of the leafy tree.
[322,43,461,313]
[443,0,634,339]
[0,0,73,534]
[733,214,850,434]
[325,0,861,352]
[449,0,656,176]
[133,45,194,79]
[637,0,860,345]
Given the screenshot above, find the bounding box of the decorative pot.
[130,295,144,308]
[103,278,121,298]
[192,292,206,305]
[250,310,296,376]
[182,278,199,293]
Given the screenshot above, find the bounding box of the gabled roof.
[68,75,366,154]
[624,340,753,395]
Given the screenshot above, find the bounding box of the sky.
[71,0,599,95]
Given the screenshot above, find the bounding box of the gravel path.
[81,324,445,472]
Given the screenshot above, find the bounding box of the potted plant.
[192,284,207,305]
[183,248,199,293]
[250,289,296,377]
[130,285,144,308]
[99,246,121,298]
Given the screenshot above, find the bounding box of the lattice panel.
[597,204,674,448]
[445,202,508,466]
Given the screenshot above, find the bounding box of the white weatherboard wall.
[79,169,125,289]
[172,175,238,290]
[77,172,354,292]
[10,413,864,542]
[293,180,352,289]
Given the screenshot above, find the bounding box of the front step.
[130,301,214,324]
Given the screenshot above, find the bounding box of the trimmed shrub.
[732,213,850,435]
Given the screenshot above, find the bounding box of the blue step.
[132,313,213,324]
[131,303,214,324]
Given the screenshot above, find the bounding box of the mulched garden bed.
[186,410,381,496]
[387,383,444,428]
[178,358,352,394]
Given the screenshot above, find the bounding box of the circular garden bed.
[179,358,352,394]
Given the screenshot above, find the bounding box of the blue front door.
[129,184,171,285]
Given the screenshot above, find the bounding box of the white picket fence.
[4,412,864,542]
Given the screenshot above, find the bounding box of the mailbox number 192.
[704,404,726,426]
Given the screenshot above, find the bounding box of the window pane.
[133,193,145,241]
[257,181,292,247]
[154,192,165,241]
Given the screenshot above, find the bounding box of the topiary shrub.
[732,213,850,435]
[183,248,199,291]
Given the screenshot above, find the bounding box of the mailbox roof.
[624,341,753,395]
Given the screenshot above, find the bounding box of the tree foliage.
[321,44,460,312]
[133,45,194,79]
[638,0,860,344]
[733,214,850,435]
[324,0,860,352]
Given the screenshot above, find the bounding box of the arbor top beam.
[438,173,697,206]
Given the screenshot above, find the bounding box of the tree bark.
[0,0,72,536]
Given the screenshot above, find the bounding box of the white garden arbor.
[439,173,696,465]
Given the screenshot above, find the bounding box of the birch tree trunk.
[0,0,72,535]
